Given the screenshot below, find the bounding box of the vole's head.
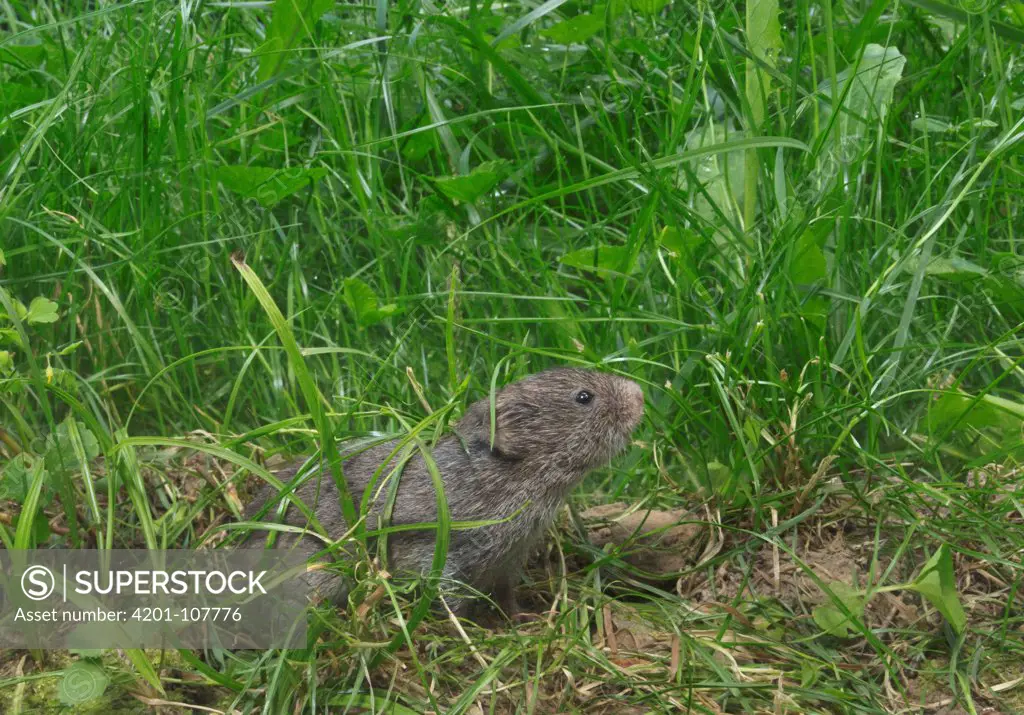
[458,367,644,475]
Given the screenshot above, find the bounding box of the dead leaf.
[582,503,705,577]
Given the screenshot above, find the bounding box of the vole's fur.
[244,367,644,616]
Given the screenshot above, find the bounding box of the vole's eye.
[575,390,593,405]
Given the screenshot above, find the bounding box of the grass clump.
[1,0,1023,711]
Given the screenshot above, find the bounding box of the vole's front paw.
[493,579,521,620]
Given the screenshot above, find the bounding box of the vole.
[243,367,644,617]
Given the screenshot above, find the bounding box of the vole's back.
[244,434,562,602]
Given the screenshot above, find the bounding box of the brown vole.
[243,367,644,617]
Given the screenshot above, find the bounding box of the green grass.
[2,0,1024,711]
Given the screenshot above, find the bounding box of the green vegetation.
[1,0,1023,711]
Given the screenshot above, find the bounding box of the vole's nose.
[622,379,644,424]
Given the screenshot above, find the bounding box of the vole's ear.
[488,395,538,460]
[456,393,536,460]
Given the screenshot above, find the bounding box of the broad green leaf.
[2,452,58,510]
[800,660,822,687]
[434,161,510,203]
[0,329,23,349]
[0,44,47,67]
[0,82,47,110]
[252,123,290,154]
[0,350,11,372]
[742,416,764,445]
[921,256,987,279]
[961,118,998,131]
[745,0,781,120]
[214,165,327,207]
[401,124,436,161]
[808,44,906,201]
[985,252,1024,315]
[343,278,382,323]
[812,605,855,637]
[705,460,731,491]
[44,420,101,476]
[0,247,5,266]
[798,296,830,329]
[681,122,747,245]
[56,340,84,356]
[658,226,703,258]
[704,460,749,505]
[10,298,28,320]
[927,391,1024,434]
[818,44,905,148]
[0,453,33,502]
[29,513,51,545]
[25,296,59,324]
[342,278,400,327]
[542,14,604,43]
[992,252,1024,280]
[787,220,832,326]
[790,227,828,285]
[258,0,334,82]
[912,116,954,133]
[58,661,109,705]
[559,245,636,275]
[907,544,967,634]
[812,581,866,638]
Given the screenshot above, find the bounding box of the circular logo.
[995,254,1021,279]
[58,663,109,705]
[154,277,184,311]
[599,80,635,114]
[690,275,726,308]
[959,0,991,14]
[835,136,862,165]
[21,565,55,601]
